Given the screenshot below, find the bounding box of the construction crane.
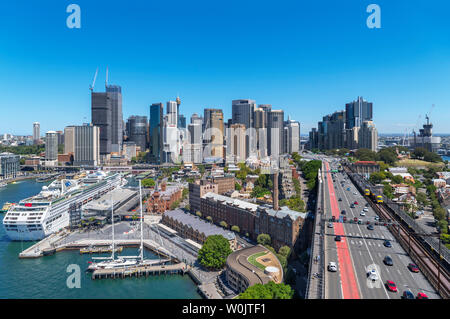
[89,67,99,92]
[105,66,109,88]
[425,104,435,124]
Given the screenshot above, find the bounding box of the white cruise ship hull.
[3,173,122,241]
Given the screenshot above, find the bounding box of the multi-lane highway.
[322,158,439,299]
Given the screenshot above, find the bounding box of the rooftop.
[163,209,236,241]
[203,192,259,212]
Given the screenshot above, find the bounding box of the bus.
[376,195,383,203]
[364,189,370,196]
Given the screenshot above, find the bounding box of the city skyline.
[1,1,450,135]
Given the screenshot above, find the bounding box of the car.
[335,235,342,242]
[341,210,346,215]
[360,211,366,216]
[383,256,393,266]
[383,240,392,248]
[353,192,358,195]
[354,201,358,205]
[363,207,369,212]
[416,292,428,299]
[408,263,419,273]
[402,290,415,299]
[365,203,370,207]
[347,188,351,191]
[367,224,374,230]
[343,216,347,222]
[367,269,378,281]
[328,262,337,272]
[327,222,333,228]
[338,198,342,201]
[374,216,379,221]
[331,216,336,222]
[350,204,355,208]
[385,280,397,292]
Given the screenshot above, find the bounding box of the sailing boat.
[87,181,168,271]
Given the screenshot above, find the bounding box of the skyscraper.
[284,118,300,154]
[268,109,284,157]
[150,103,163,163]
[358,120,378,152]
[91,83,123,156]
[345,96,373,129]
[33,122,40,144]
[73,124,100,166]
[126,115,148,152]
[106,85,123,153]
[204,108,224,159]
[45,131,58,166]
[232,99,256,129]
[226,124,246,163]
[166,101,178,126]
[64,126,75,154]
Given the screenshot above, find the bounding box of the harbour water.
[0,179,201,299]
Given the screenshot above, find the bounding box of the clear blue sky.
[1,0,449,136]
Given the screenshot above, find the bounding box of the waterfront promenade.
[17,220,225,298]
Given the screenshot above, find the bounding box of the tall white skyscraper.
[359,121,378,152]
[285,119,300,154]
[73,124,100,166]
[166,101,178,126]
[33,122,40,144]
[45,131,58,166]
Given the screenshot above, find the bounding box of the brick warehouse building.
[188,180,218,213]
[200,192,306,250]
[161,209,237,249]
[146,183,183,214]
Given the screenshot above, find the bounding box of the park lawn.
[395,159,445,169]
[247,252,267,271]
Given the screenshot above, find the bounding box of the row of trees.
[0,145,45,155]
[239,281,293,299]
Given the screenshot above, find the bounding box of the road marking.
[368,242,372,246]
[397,269,401,275]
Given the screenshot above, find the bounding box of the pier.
[91,262,188,279]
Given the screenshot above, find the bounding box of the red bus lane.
[325,162,360,299]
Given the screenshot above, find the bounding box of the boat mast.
[139,179,144,262]
[111,191,115,260]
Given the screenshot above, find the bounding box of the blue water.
[0,179,201,299]
[442,155,450,162]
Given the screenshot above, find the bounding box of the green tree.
[206,216,213,223]
[235,182,242,191]
[355,148,377,161]
[197,235,233,270]
[239,281,294,299]
[141,178,156,188]
[195,211,202,218]
[369,172,386,184]
[278,246,291,259]
[257,234,271,246]
[377,148,398,165]
[219,221,228,229]
[231,225,240,233]
[412,147,427,159]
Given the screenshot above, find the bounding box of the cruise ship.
[2,171,122,241]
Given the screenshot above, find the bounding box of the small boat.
[0,202,15,213]
[0,182,7,188]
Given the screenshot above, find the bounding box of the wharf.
[91,262,188,279]
[19,237,174,259]
[80,246,123,254]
